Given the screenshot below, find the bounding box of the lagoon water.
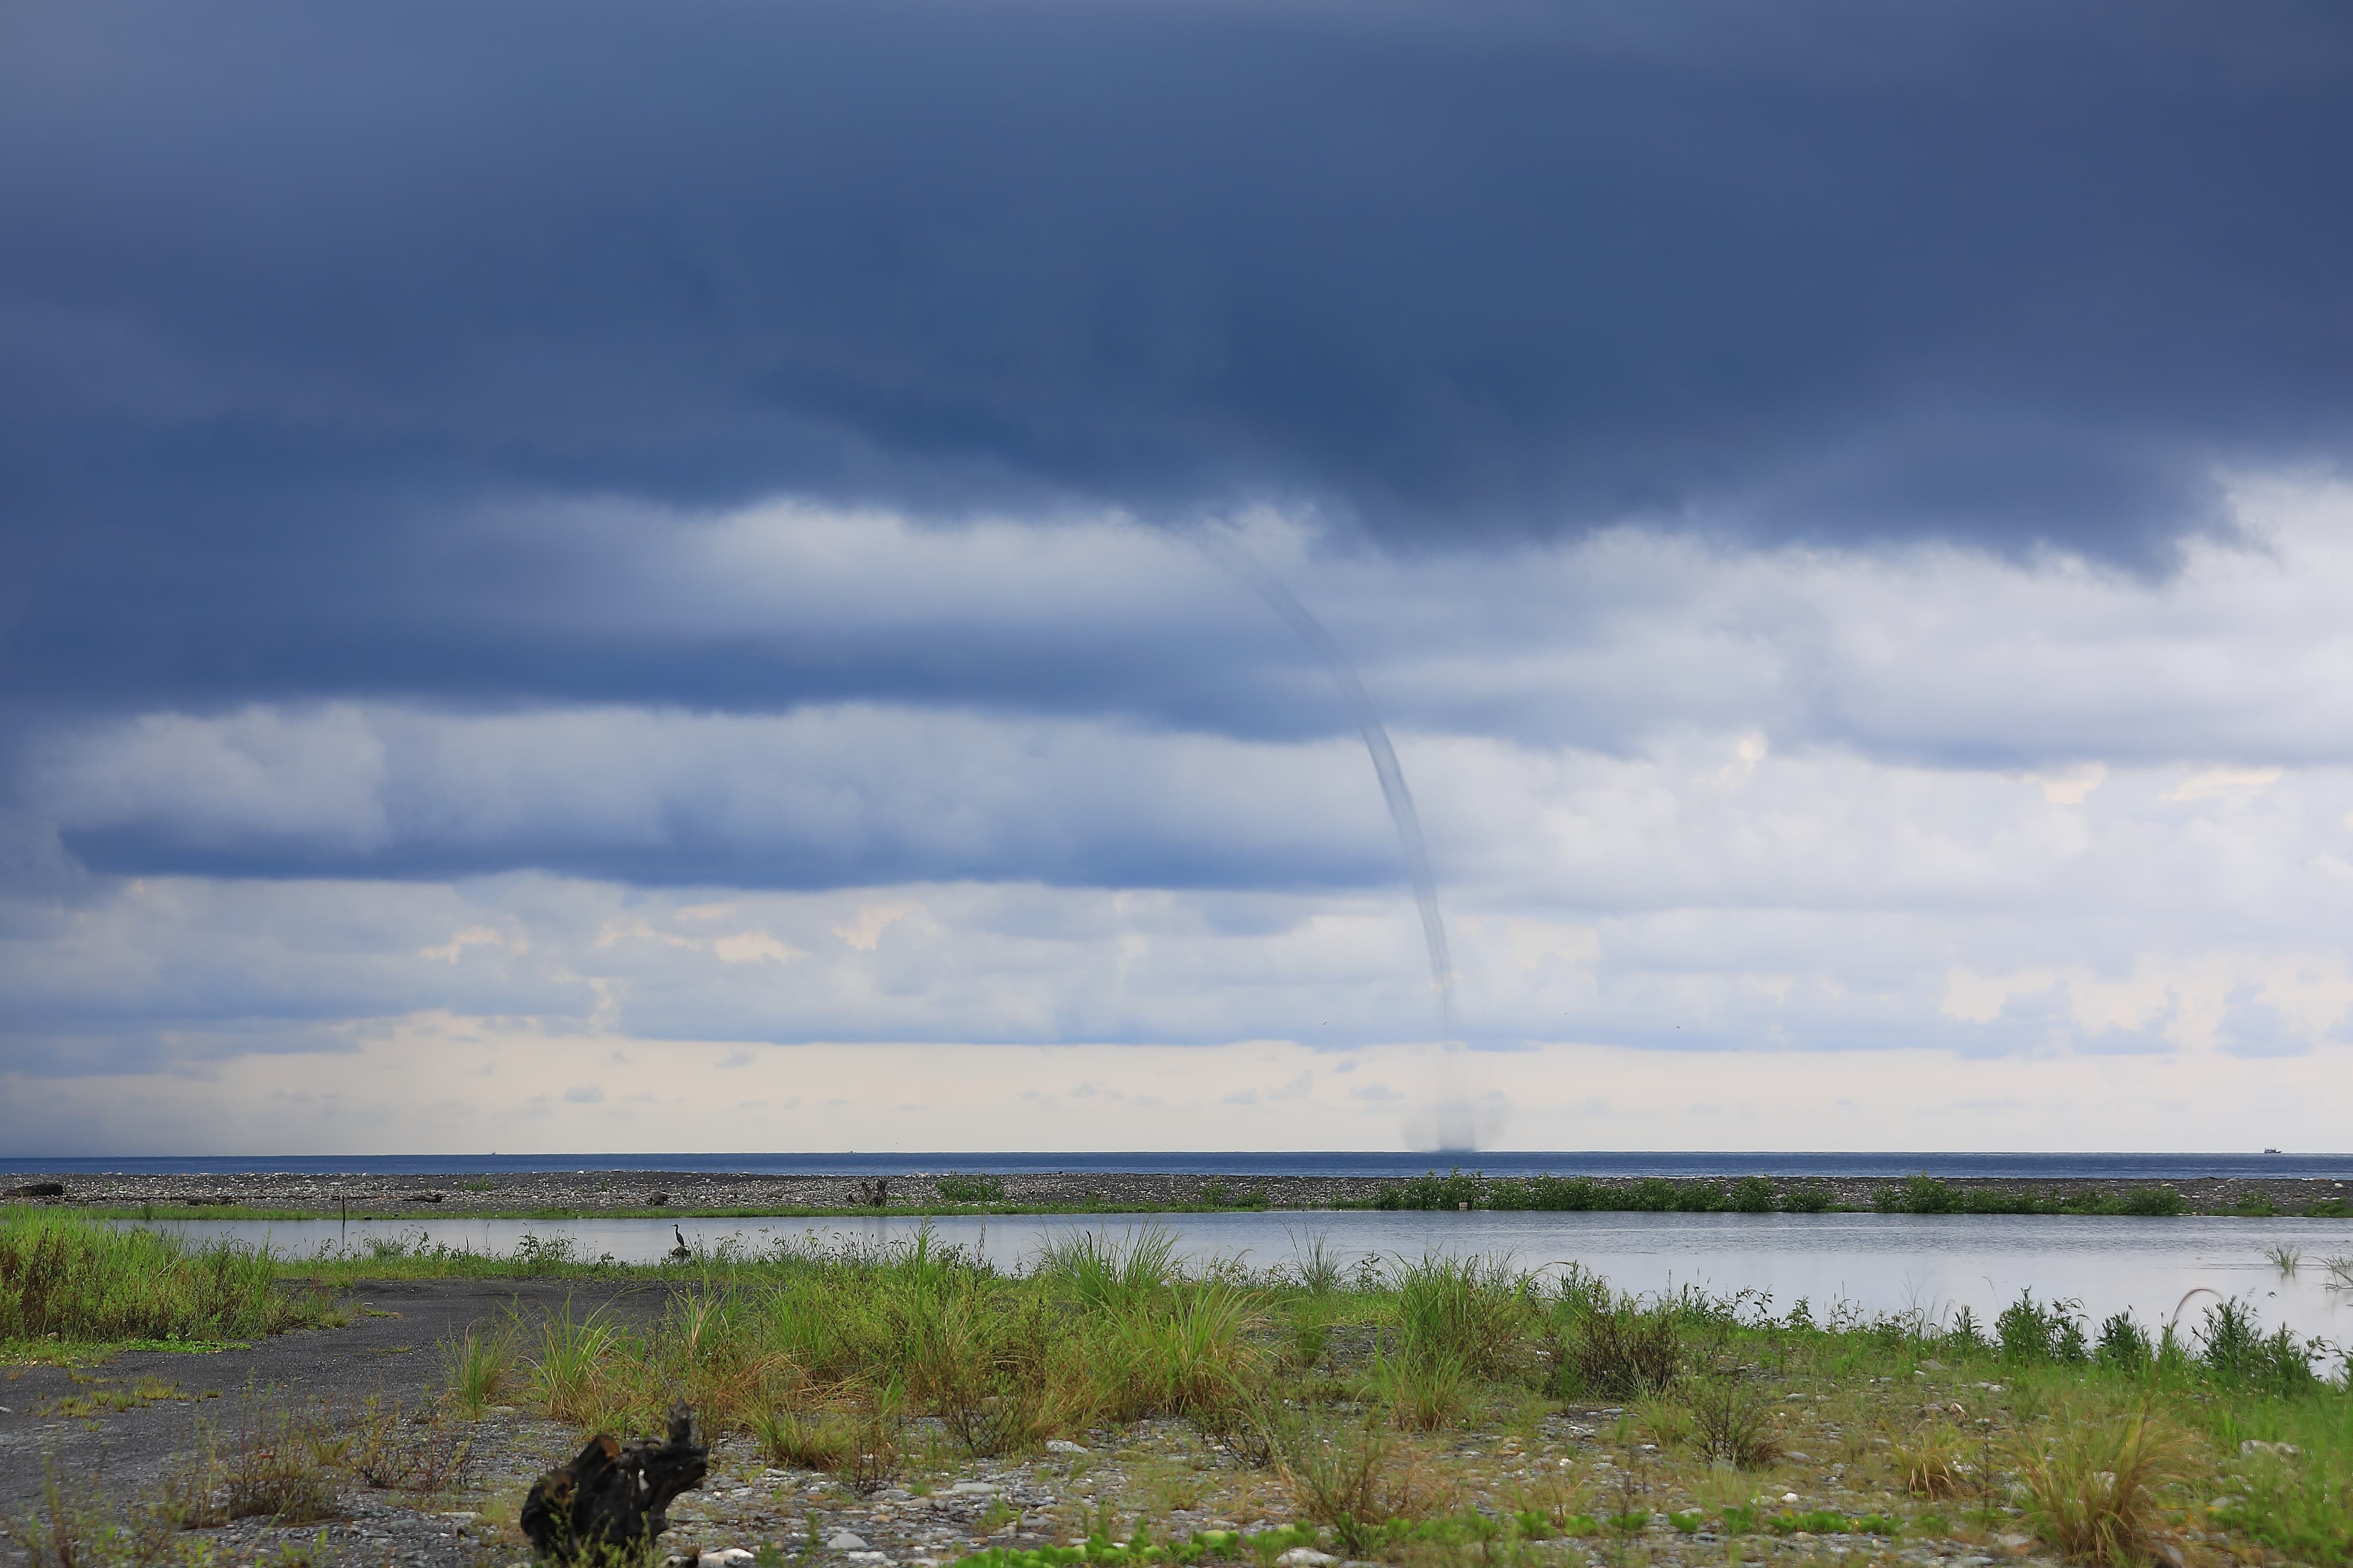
[133,1209,2353,1348]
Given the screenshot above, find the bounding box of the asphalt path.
[0,1278,678,1509]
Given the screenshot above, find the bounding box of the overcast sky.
[5,0,2352,1154]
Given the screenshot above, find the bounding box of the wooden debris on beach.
[3,1181,64,1199]
[521,1401,709,1561]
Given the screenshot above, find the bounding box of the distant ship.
[2263,1147,2283,1154]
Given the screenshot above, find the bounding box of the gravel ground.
[7,1170,2350,1216]
[0,1357,2093,1568]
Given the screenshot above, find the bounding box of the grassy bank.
[0,1211,341,1361]
[322,1226,2353,1564]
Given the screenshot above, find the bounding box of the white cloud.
[2166,766,2285,803]
[14,478,2353,1147]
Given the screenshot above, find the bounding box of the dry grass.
[754,1407,860,1470]
[340,1394,475,1493]
[1277,1412,1451,1547]
[1892,1419,1969,1498]
[2011,1400,2195,1565]
[1682,1376,1782,1470]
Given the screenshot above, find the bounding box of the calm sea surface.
[20,1150,2353,1178]
[133,1209,2353,1347]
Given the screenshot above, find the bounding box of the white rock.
[1277,1551,1337,1567]
[1781,1492,1801,1503]
[701,1551,756,1568]
[828,1532,872,1551]
[1046,1439,1090,1454]
[846,1555,891,1567]
[950,1481,1002,1494]
[2240,1440,2301,1458]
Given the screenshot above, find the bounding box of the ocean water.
[131,1209,2353,1346]
[13,1150,2353,1178]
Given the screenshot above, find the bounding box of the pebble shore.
[7,1168,2348,1215]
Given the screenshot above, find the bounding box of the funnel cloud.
[1205,535,1459,1142]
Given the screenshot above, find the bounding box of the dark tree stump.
[520,1401,709,1560]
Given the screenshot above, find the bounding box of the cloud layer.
[7,1,2353,1149]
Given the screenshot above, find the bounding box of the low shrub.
[1781,1181,1836,1212]
[1682,1376,1781,1469]
[2197,1298,2320,1394]
[1675,1182,1727,1213]
[1997,1290,2088,1364]
[1625,1178,1681,1212]
[1547,1292,1683,1399]
[936,1173,1008,1204]
[1371,1170,1485,1211]
[2094,1311,2150,1372]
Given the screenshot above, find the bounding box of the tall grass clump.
[1390,1253,1533,1378]
[0,1212,330,1344]
[1037,1224,1183,1311]
[2011,1401,2191,1565]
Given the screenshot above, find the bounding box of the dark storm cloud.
[3,0,2352,718]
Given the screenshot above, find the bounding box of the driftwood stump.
[520,1401,709,1560]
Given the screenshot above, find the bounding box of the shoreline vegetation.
[6,1208,2353,1567]
[7,1168,2353,1222]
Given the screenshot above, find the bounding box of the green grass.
[0,1210,341,1358]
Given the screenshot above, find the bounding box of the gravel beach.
[6,1168,2348,1215]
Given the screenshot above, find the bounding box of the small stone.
[1918,1359,1946,1371]
[828,1532,872,1551]
[2240,1440,2300,1458]
[1046,1439,1089,1454]
[2209,1497,2244,1512]
[1785,1453,1812,1462]
[1277,1551,1338,1567]
[1781,1492,1800,1502]
[845,1555,891,1567]
[949,1481,1002,1494]
[1997,1533,2033,1554]
[701,1552,757,1568]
